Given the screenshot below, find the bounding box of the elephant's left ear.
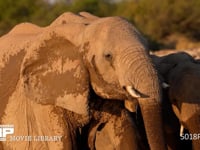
[21,32,90,116]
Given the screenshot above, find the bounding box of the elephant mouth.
[123,85,149,112]
[124,99,138,112]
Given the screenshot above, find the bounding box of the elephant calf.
[85,96,147,150]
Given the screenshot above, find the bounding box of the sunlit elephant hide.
[0,12,166,150]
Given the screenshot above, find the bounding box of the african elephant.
[0,12,166,149]
[165,62,200,150]
[151,52,199,150]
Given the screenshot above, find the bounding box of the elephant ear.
[50,12,99,27]
[21,31,90,116]
[79,12,99,21]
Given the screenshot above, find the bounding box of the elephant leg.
[87,121,102,150]
[181,103,200,150]
[192,140,200,150]
[180,129,192,150]
[164,124,181,150]
[187,120,200,150]
[184,124,200,150]
[162,90,181,150]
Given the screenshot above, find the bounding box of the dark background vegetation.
[0,0,199,50]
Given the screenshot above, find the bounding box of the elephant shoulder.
[0,22,43,70]
[8,22,42,35]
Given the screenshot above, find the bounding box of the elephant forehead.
[93,17,146,45]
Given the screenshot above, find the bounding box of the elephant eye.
[104,53,113,61]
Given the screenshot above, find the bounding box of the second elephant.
[151,52,200,150]
[167,62,200,150]
[86,96,147,150]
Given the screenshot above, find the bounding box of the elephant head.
[151,52,195,82]
[81,16,168,149]
[1,12,166,149]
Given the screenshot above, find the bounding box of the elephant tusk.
[125,86,142,98]
[180,124,184,137]
[162,82,170,88]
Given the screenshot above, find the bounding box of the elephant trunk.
[118,48,167,150]
[138,99,166,150]
[136,65,167,150]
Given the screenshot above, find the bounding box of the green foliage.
[113,0,200,49]
[0,0,113,35]
[69,0,114,16]
[132,0,200,41]
[0,0,199,49]
[0,0,46,34]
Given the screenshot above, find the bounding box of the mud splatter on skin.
[0,50,25,123]
[0,13,93,150]
[22,36,89,111]
[0,23,42,123]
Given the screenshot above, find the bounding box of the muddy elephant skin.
[0,12,166,150]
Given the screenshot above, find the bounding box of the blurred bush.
[0,0,46,34]
[0,0,199,49]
